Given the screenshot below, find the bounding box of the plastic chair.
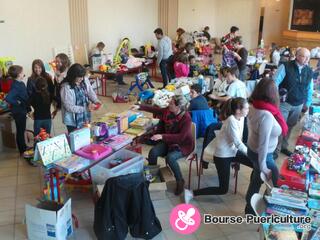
[250,193,267,239]
[250,193,266,217]
[187,123,199,189]
[128,72,154,94]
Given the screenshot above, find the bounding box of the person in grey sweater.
[154,28,173,88]
[244,78,287,215]
[60,64,101,133]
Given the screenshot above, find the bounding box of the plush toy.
[35,128,50,142]
[0,57,15,76]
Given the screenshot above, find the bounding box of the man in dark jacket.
[273,47,313,157]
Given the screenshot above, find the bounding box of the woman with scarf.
[60,63,101,133]
[244,78,288,215]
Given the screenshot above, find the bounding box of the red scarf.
[252,100,288,136]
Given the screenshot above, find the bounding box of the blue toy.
[128,72,154,94]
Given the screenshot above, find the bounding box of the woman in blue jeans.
[29,77,54,136]
[245,78,288,215]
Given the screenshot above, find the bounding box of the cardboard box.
[1,130,16,148]
[25,199,73,240]
[159,166,175,183]
[0,113,14,132]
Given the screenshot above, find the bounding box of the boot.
[175,179,185,195]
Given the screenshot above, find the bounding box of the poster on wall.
[292,9,314,26]
[290,0,320,32]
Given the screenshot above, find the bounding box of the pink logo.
[169,204,201,234]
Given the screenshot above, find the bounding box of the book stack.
[53,155,91,174]
[130,117,152,130]
[103,134,133,151]
[265,187,308,216]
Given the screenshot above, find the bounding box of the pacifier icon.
[175,207,196,231]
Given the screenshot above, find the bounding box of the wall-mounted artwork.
[292,9,314,26]
[291,0,320,31]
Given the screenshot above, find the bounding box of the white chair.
[53,45,75,64]
[251,193,267,240]
[250,193,266,216]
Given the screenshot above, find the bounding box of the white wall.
[261,0,291,46]
[178,0,260,50]
[88,0,158,55]
[0,0,71,76]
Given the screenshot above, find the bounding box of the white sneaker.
[184,189,194,204]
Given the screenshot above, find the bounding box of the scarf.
[252,100,288,136]
[74,82,91,128]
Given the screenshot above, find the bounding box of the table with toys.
[28,110,159,204]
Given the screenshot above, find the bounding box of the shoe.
[184,189,194,204]
[175,179,185,195]
[201,160,209,169]
[281,149,293,157]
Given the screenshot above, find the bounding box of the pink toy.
[75,144,112,160]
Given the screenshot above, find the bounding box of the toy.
[128,72,154,94]
[0,57,15,76]
[75,144,112,161]
[114,38,132,64]
[35,128,50,142]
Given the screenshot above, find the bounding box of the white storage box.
[90,149,144,184]
[25,199,73,240]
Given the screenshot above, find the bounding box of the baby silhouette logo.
[169,204,201,234]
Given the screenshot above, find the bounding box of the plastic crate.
[90,149,144,184]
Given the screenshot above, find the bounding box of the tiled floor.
[0,76,299,240]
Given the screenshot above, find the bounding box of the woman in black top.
[232,36,248,81]
[29,77,54,136]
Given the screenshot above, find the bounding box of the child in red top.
[173,53,190,78]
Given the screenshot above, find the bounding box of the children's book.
[69,127,91,152]
[53,155,91,174]
[103,134,132,151]
[266,203,308,217]
[265,195,308,212]
[130,117,152,129]
[125,128,146,136]
[271,187,308,205]
[34,134,72,166]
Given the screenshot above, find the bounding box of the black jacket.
[94,173,162,240]
[280,60,313,106]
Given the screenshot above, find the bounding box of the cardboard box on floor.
[149,166,175,192]
[0,113,16,149]
[96,166,173,196]
[25,199,73,240]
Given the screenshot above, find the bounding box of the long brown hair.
[31,59,52,81]
[55,53,71,72]
[250,77,280,107]
[35,77,50,104]
[220,97,247,120]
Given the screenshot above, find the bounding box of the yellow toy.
[114,38,132,64]
[165,84,176,92]
[0,57,15,76]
